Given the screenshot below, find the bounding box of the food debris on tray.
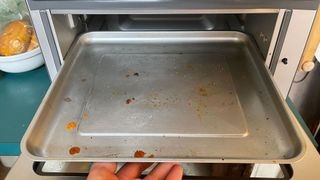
[134,150,146,158]
[198,87,208,97]
[134,150,155,158]
[125,69,140,78]
[64,97,72,102]
[81,78,87,82]
[65,121,77,131]
[69,146,80,155]
[126,97,135,104]
[82,111,89,120]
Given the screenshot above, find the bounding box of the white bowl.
[0,47,44,73]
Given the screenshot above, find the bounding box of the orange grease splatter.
[69,146,80,155]
[134,150,146,158]
[65,121,77,131]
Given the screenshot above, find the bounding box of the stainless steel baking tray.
[22,31,305,163]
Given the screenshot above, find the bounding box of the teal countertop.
[0,66,50,155]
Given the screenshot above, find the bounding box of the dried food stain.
[65,121,77,131]
[82,112,89,120]
[69,146,80,155]
[198,87,208,97]
[192,99,208,120]
[125,70,140,78]
[81,78,87,82]
[134,150,146,158]
[146,93,166,108]
[126,97,136,104]
[64,97,72,102]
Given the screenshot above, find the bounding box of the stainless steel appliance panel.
[26,0,318,12]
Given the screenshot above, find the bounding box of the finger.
[90,162,117,172]
[144,163,179,180]
[87,162,118,180]
[165,164,183,180]
[116,162,153,180]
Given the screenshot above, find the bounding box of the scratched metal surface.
[78,53,247,137]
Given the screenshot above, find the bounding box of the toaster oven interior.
[51,13,279,64]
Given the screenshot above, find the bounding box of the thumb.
[87,162,118,180]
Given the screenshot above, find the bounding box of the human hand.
[87,162,183,180]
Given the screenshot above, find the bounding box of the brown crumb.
[81,78,87,82]
[134,150,146,158]
[198,87,208,96]
[126,98,135,104]
[65,121,77,131]
[133,72,139,76]
[64,97,72,102]
[82,112,89,120]
[126,99,132,104]
[69,146,80,155]
[148,154,155,158]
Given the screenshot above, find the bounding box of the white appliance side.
[273,10,316,98]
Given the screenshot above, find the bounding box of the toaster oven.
[7,0,320,178]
